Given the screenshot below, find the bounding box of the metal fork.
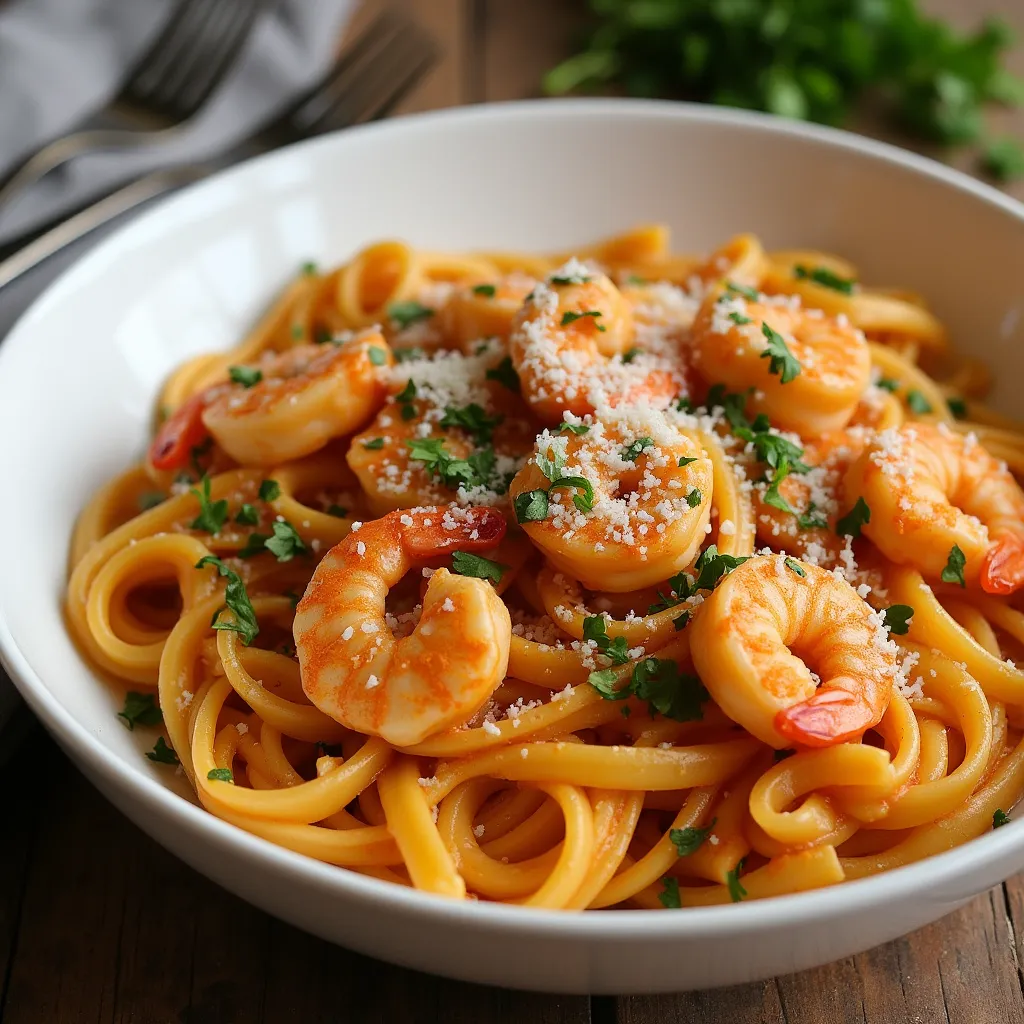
[0,12,439,289]
[0,0,269,211]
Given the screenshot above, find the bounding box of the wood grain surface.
[3,0,1024,1021]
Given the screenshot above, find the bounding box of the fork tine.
[123,0,212,101]
[159,0,267,116]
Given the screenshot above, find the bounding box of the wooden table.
[4,1,1024,1020]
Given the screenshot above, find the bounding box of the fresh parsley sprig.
[196,555,260,645]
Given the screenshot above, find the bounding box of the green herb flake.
[726,864,747,903]
[686,488,702,509]
[876,378,900,393]
[229,366,262,388]
[207,767,234,783]
[561,310,606,331]
[621,437,655,462]
[301,260,318,276]
[983,137,1024,182]
[440,403,504,445]
[560,421,590,435]
[451,550,508,583]
[472,283,497,297]
[146,736,179,765]
[678,456,697,467]
[514,489,549,523]
[264,520,307,562]
[486,355,521,392]
[388,301,435,329]
[947,397,968,420]
[363,437,386,450]
[189,476,229,535]
[784,556,806,577]
[941,544,967,587]
[906,390,933,414]
[994,808,1012,828]
[195,555,260,646]
[368,346,388,366]
[583,615,630,666]
[621,346,642,363]
[673,611,690,631]
[670,818,717,857]
[235,503,260,526]
[658,877,682,909]
[836,497,871,539]
[326,504,348,518]
[728,311,754,326]
[118,691,162,731]
[794,264,856,294]
[883,604,915,635]
[725,281,759,301]
[258,479,281,502]
[760,322,801,383]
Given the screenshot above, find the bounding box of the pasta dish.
[66,226,1024,910]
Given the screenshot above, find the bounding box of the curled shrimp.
[439,273,537,350]
[843,423,1024,594]
[692,286,871,437]
[149,334,392,470]
[690,554,899,748]
[509,262,679,423]
[508,409,713,592]
[293,506,512,746]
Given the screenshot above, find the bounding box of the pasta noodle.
[66,226,1024,911]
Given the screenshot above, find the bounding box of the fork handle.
[0,125,185,214]
[0,166,203,290]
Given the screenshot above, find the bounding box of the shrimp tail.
[149,391,211,471]
[980,534,1024,595]
[404,507,507,558]
[773,680,878,748]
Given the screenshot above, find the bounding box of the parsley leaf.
[994,808,1012,828]
[726,863,747,902]
[983,137,1024,182]
[561,310,606,331]
[631,658,708,721]
[137,491,165,512]
[797,503,828,529]
[406,437,495,492]
[326,504,348,518]
[229,366,262,388]
[670,819,717,857]
[363,437,386,450]
[728,311,753,326]
[692,545,748,592]
[195,555,260,645]
[906,389,933,414]
[582,615,630,665]
[118,691,162,731]
[621,346,642,363]
[620,437,654,462]
[947,397,968,420]
[686,488,702,509]
[237,532,271,558]
[550,270,592,285]
[548,475,595,513]
[207,767,234,783]
[876,377,900,393]
[762,458,795,515]
[794,264,856,294]
[189,476,229,535]
[658,877,682,909]
[941,544,967,587]
[486,355,521,392]
[259,479,280,502]
[388,301,434,329]
[759,322,801,383]
[560,422,590,435]
[451,551,508,583]
[836,497,871,539]
[368,346,388,366]
[725,281,759,301]
[146,736,179,765]
[264,521,307,562]
[678,456,697,467]
[301,260,318,275]
[514,489,549,523]
[440,404,504,445]
[784,556,806,577]
[472,283,497,297]
[235,503,260,526]
[883,604,915,635]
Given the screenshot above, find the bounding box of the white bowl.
[2,100,1024,996]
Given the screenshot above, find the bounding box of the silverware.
[0,12,439,290]
[0,0,270,211]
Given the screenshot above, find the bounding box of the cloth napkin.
[0,0,354,245]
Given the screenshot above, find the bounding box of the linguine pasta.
[67,225,1024,910]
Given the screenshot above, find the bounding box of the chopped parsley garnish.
[395,378,418,420]
[363,437,386,450]
[734,426,809,474]
[876,377,900,392]
[472,283,497,297]
[589,657,707,721]
[264,521,307,562]
[440,403,504,445]
[368,345,388,366]
[784,556,806,577]
[625,274,647,286]
[692,546,748,591]
[560,421,590,435]
[406,437,497,493]
[762,459,796,515]
[658,877,682,909]
[395,347,425,363]
[207,767,234,783]
[137,491,165,511]
[326,504,348,518]
[796,504,828,530]
[620,437,654,462]
[258,479,280,502]
[670,819,717,857]
[195,555,260,645]
[686,488,702,509]
[621,346,642,363]
[583,615,630,665]
[673,611,690,631]
[514,489,549,523]
[548,476,595,513]
[906,389,933,414]
[314,329,332,344]
[994,808,1012,828]
[486,355,521,392]
[550,270,592,285]
[561,310,606,331]
[388,301,434,329]
[836,497,871,539]
[794,264,856,294]
[983,138,1024,183]
[947,397,968,420]
[146,737,179,765]
[728,311,754,326]
[189,476,229,535]
[725,281,759,301]
[674,396,693,413]
[941,544,967,587]
[290,323,304,339]
[451,551,508,583]
[759,322,801,383]
[301,260,318,275]
[883,604,915,635]
[235,503,260,526]
[678,456,697,467]
[726,863,747,902]
[118,691,162,731]
[229,366,262,388]
[237,532,271,558]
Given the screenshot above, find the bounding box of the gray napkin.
[0,0,354,244]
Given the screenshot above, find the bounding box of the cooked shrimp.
[294,506,512,746]
[149,334,392,470]
[440,273,537,350]
[508,408,713,592]
[509,262,679,423]
[690,554,899,748]
[692,286,871,437]
[843,423,1024,594]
